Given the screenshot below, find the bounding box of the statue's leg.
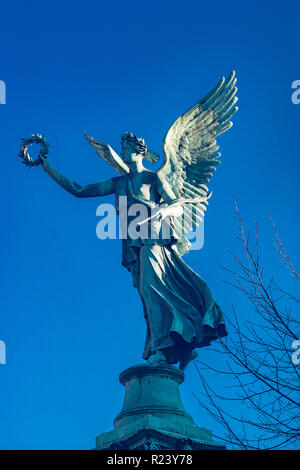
[146,349,168,365]
[179,349,198,370]
[138,244,177,364]
[138,243,227,368]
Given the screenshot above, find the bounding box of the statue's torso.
[114,172,174,253]
[115,171,161,206]
[129,171,160,204]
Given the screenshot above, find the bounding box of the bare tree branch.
[195,204,300,450]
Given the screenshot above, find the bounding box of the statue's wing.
[158,71,238,234]
[84,133,129,175]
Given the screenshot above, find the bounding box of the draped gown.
[114,175,227,364]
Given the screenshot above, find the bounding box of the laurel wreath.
[18,134,49,168]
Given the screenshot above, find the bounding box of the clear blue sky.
[0,0,299,449]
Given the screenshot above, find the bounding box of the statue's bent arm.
[156,173,177,203]
[42,158,118,197]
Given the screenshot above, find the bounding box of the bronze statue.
[20,71,238,371]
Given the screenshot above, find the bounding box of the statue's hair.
[121,132,160,164]
[121,132,147,155]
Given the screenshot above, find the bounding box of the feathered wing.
[84,133,129,175]
[157,70,238,239]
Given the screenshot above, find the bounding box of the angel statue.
[38,71,238,370]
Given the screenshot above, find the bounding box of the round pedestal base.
[96,363,225,450]
[114,363,193,429]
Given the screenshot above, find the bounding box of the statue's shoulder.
[142,169,158,183]
[113,174,128,195]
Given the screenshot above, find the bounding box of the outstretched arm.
[42,158,119,197]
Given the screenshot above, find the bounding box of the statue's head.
[121,132,160,166]
[120,132,147,163]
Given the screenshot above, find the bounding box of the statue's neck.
[128,161,145,176]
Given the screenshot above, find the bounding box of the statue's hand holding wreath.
[18,134,50,169]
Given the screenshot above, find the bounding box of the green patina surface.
[22,72,238,449]
[31,71,237,369]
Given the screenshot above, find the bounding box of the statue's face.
[121,140,144,164]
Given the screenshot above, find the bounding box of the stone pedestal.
[96,363,225,450]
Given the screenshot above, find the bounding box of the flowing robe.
[114,175,227,364]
